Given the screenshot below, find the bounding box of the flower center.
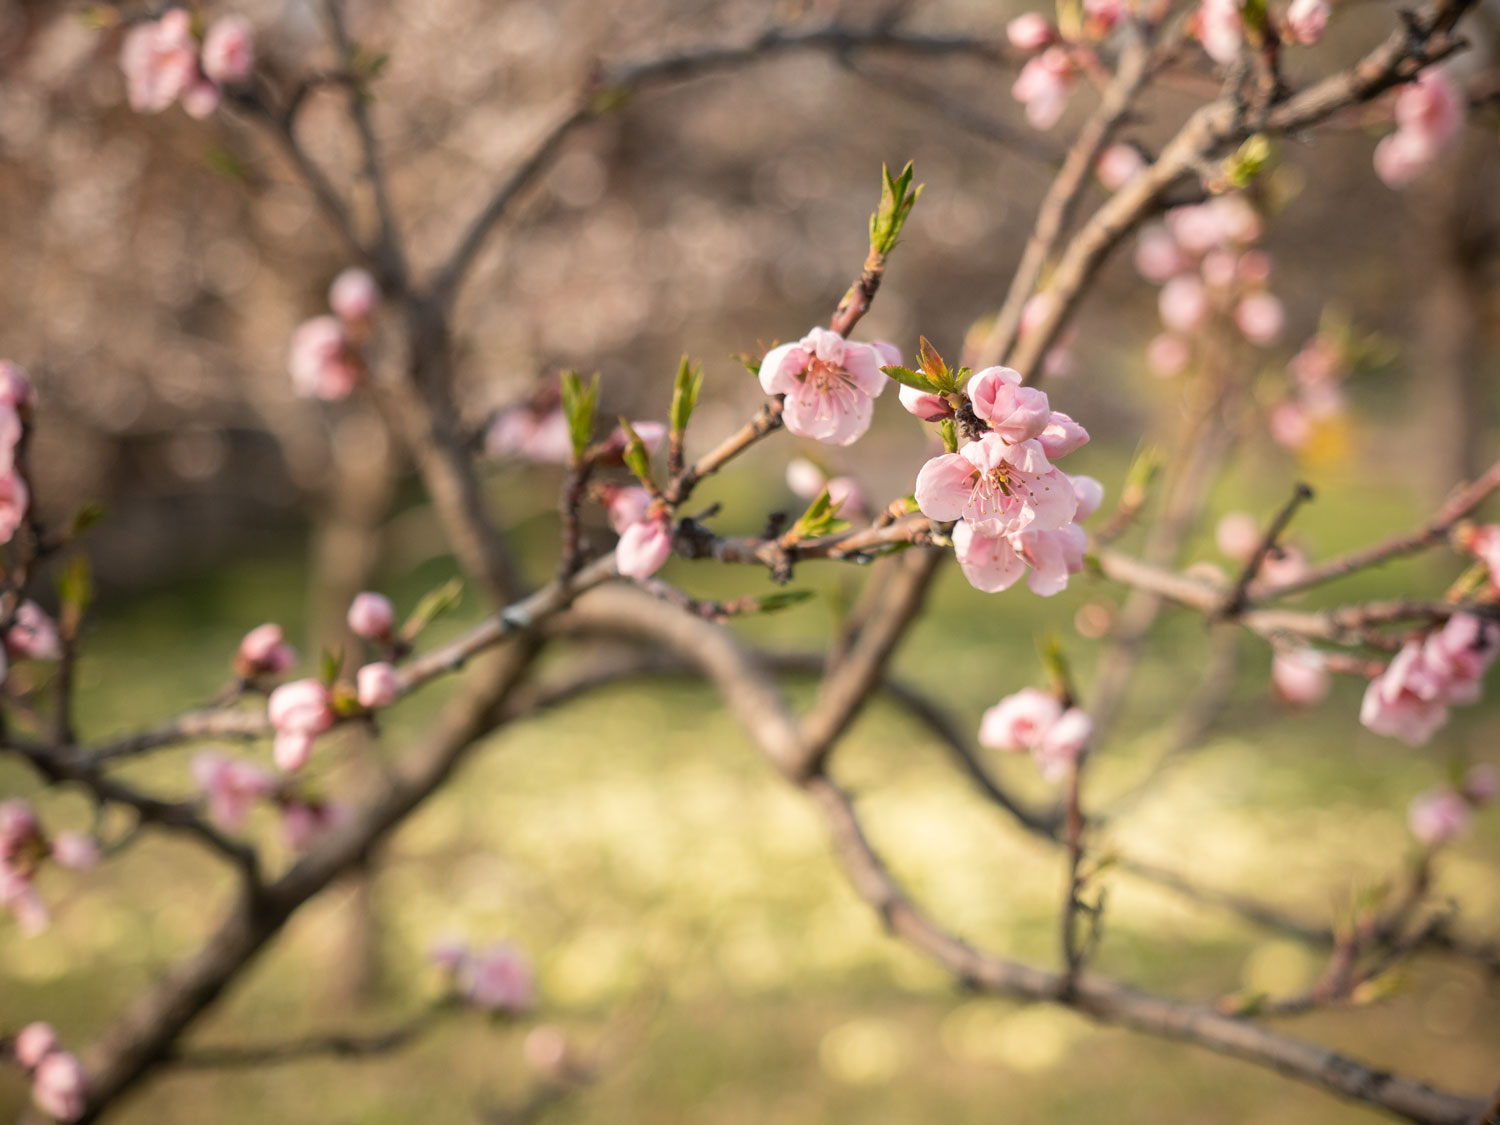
[800,357,859,420]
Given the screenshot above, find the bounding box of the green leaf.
[70,502,107,538]
[938,418,959,454]
[402,577,464,640]
[319,648,345,687]
[56,554,92,637]
[617,416,654,486]
[735,352,763,378]
[792,488,850,541]
[669,355,703,436]
[880,365,942,394]
[559,370,599,461]
[869,161,924,257]
[753,589,817,614]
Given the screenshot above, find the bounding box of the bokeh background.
[1,0,1498,1121]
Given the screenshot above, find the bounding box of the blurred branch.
[169,1002,452,1068]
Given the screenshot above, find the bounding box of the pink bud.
[1272,648,1329,706]
[978,688,1062,753]
[1200,249,1239,291]
[1215,512,1261,562]
[356,662,400,709]
[1071,475,1105,521]
[1235,291,1285,346]
[897,383,953,421]
[1159,275,1208,334]
[201,15,256,86]
[604,485,652,535]
[119,10,198,114]
[15,1022,58,1069]
[1408,787,1471,846]
[1283,0,1330,44]
[32,1050,86,1121]
[288,316,361,401]
[267,679,335,772]
[347,592,396,640]
[0,362,34,411]
[785,458,828,501]
[273,731,316,773]
[1096,144,1146,191]
[1007,13,1055,51]
[460,942,535,1013]
[50,833,99,871]
[826,476,866,518]
[193,752,274,831]
[615,515,673,580]
[1134,224,1186,283]
[235,623,297,679]
[1198,0,1244,64]
[6,602,62,663]
[328,268,380,325]
[1011,48,1075,131]
[180,76,221,120]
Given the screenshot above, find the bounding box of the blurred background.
[0,0,1498,1121]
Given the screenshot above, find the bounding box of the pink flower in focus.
[967,367,1052,443]
[356,662,400,709]
[1198,0,1244,64]
[1007,12,1055,50]
[1283,0,1330,44]
[1407,787,1471,846]
[193,752,275,831]
[0,470,30,544]
[615,514,673,580]
[267,679,335,772]
[50,833,99,871]
[758,328,890,445]
[460,942,536,1013]
[1013,523,1088,596]
[1159,275,1208,334]
[1147,333,1191,378]
[1216,512,1261,562]
[1096,144,1146,191]
[347,591,395,640]
[119,9,198,114]
[1235,291,1286,346]
[201,15,256,86]
[328,268,380,325]
[15,1023,59,1069]
[978,688,1062,752]
[235,623,297,679]
[897,382,953,421]
[1272,648,1329,706]
[1012,48,1075,130]
[952,520,1027,593]
[1034,708,1092,781]
[32,1050,86,1121]
[288,316,361,401]
[5,602,61,662]
[915,434,1076,537]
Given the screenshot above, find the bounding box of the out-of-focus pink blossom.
[0,867,48,935]
[978,688,1062,753]
[758,328,890,445]
[1272,648,1330,706]
[201,15,256,86]
[288,316,361,401]
[1235,291,1286,345]
[1215,512,1261,562]
[119,9,198,114]
[1360,643,1451,746]
[1135,224,1186,283]
[1269,401,1312,450]
[1070,475,1104,521]
[523,1026,572,1083]
[193,752,275,831]
[1465,524,1500,589]
[32,1050,86,1121]
[915,434,1076,537]
[1096,144,1146,190]
[1007,12,1055,50]
[280,799,346,852]
[615,514,673,580]
[1288,335,1341,387]
[1421,612,1499,704]
[1238,250,1273,287]
[1147,333,1191,378]
[356,662,400,709]
[180,76,220,119]
[1012,47,1075,130]
[459,942,536,1012]
[1407,787,1472,846]
[347,592,395,641]
[1258,544,1307,587]
[1283,0,1330,45]
[1083,0,1125,34]
[1463,763,1499,805]
[785,457,828,501]
[1200,249,1239,291]
[328,268,380,325]
[15,1023,59,1069]
[1034,708,1093,781]
[235,623,297,679]
[897,382,953,421]
[267,679,335,772]
[485,406,572,465]
[0,800,40,863]
[1159,275,1208,334]
[604,485,652,535]
[50,833,98,871]
[0,470,30,544]
[6,602,61,662]
[1198,0,1244,64]
[601,420,667,461]
[0,362,34,411]
[430,937,469,975]
[1375,67,1465,189]
[967,367,1051,444]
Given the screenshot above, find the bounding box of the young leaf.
[754,589,817,614]
[617,416,654,486]
[734,352,763,378]
[559,370,599,461]
[319,648,345,687]
[791,489,850,541]
[869,161,924,256]
[880,365,942,394]
[938,418,959,454]
[402,577,464,641]
[56,554,93,638]
[669,355,703,435]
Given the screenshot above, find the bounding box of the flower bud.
[347,592,396,641]
[357,662,400,709]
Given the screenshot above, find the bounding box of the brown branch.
[169,1003,450,1068]
[1219,482,1315,617]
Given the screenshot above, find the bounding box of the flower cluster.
[910,366,1098,595]
[1006,1,1123,129]
[1360,613,1499,746]
[192,752,346,852]
[758,329,898,446]
[979,688,1093,781]
[2,600,62,687]
[1193,0,1328,64]
[11,1023,86,1121]
[1,801,97,936]
[1407,765,1498,846]
[1374,67,1465,189]
[288,269,381,401]
[430,938,536,1013]
[1269,329,1355,454]
[119,9,255,119]
[605,484,672,580]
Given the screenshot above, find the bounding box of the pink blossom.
[979,688,1062,752]
[459,942,536,1012]
[1135,224,1187,283]
[50,833,98,871]
[1159,275,1208,334]
[6,602,61,662]
[1215,511,1261,562]
[1012,48,1075,130]
[201,15,255,86]
[1013,523,1089,596]
[897,382,953,421]
[1235,291,1285,345]
[1283,0,1330,45]
[1070,475,1104,521]
[602,420,667,461]
[281,799,345,852]
[1258,543,1307,587]
[1083,0,1125,34]
[347,591,395,640]
[1288,335,1341,387]
[615,514,673,579]
[1037,411,1090,460]
[0,361,34,411]
[0,470,30,544]
[1272,648,1329,706]
[235,623,297,679]
[605,485,652,535]
[1019,291,1056,340]
[193,752,275,831]
[328,268,380,325]
[429,937,469,975]
[826,476,866,517]
[1407,788,1471,846]
[267,679,335,772]
[485,406,572,465]
[1465,524,1500,589]
[952,520,1027,593]
[1007,12,1055,50]
[1096,144,1145,191]
[119,9,198,114]
[1200,249,1239,291]
[0,867,48,935]
[1420,612,1499,704]
[1147,333,1191,378]
[32,1050,86,1121]
[1198,0,1244,65]
[915,434,1076,536]
[356,662,400,709]
[1360,643,1450,746]
[288,316,361,401]
[180,76,220,119]
[15,1023,59,1069]
[1237,250,1273,287]
[1271,400,1315,449]
[967,367,1052,443]
[785,458,828,501]
[1463,763,1499,805]
[1034,708,1093,781]
[0,799,40,862]
[758,328,890,445]
[1375,68,1465,189]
